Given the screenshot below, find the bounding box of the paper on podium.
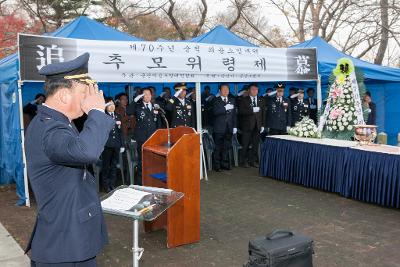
[101,188,150,211]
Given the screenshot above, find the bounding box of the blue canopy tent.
[291,36,400,145]
[0,16,142,205]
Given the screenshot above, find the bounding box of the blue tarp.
[0,16,142,204]
[292,37,400,145]
[187,25,257,47]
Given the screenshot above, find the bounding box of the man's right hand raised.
[81,84,106,114]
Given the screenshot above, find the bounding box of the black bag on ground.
[244,230,313,267]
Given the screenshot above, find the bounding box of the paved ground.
[1,168,400,267]
[0,222,30,266]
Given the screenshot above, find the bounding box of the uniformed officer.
[24,52,115,266]
[166,83,195,128]
[211,83,237,171]
[101,97,124,192]
[306,88,318,124]
[265,83,292,135]
[126,87,161,185]
[238,83,265,168]
[290,88,310,126]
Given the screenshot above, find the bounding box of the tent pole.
[18,80,30,207]
[195,82,207,181]
[317,75,322,123]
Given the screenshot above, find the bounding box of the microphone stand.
[161,113,171,148]
[154,104,171,148]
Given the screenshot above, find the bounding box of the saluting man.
[265,83,292,135]
[166,83,195,128]
[290,88,310,126]
[126,87,161,185]
[24,53,115,266]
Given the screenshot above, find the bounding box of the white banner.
[18,34,318,83]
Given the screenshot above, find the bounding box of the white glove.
[253,107,260,113]
[174,89,183,98]
[290,93,299,99]
[286,126,291,132]
[134,93,144,102]
[225,103,234,111]
[233,128,238,134]
[120,147,125,153]
[260,127,265,133]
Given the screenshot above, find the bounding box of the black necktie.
[252,97,256,107]
[146,104,150,111]
[224,97,228,104]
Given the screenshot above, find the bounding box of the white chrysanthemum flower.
[347,125,353,130]
[309,131,314,136]
[333,125,337,130]
[338,122,342,127]
[344,89,348,94]
[339,126,344,131]
[299,132,303,137]
[304,131,309,137]
[343,122,349,126]
[333,120,337,125]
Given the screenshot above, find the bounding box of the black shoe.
[250,162,259,168]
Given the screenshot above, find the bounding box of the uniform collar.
[38,104,71,124]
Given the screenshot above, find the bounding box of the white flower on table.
[339,126,345,131]
[347,125,353,130]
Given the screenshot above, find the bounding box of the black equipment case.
[244,230,314,267]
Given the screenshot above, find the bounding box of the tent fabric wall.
[292,37,400,145]
[0,16,142,206]
[0,54,25,204]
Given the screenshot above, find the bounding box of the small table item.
[101,185,184,267]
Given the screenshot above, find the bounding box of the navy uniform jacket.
[105,112,124,148]
[265,97,292,131]
[290,99,310,126]
[126,101,161,143]
[212,96,237,134]
[25,105,114,263]
[166,96,195,128]
[238,96,265,132]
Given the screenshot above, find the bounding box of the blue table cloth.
[260,137,400,208]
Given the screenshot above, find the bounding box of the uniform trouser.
[269,129,287,135]
[240,127,259,164]
[101,147,119,190]
[213,132,232,170]
[136,141,144,186]
[31,257,96,267]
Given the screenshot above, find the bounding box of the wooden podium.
[142,126,200,248]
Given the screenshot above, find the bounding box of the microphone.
[153,103,166,115]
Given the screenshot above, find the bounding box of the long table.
[260,136,400,208]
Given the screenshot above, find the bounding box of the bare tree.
[102,0,166,34]
[17,0,97,32]
[163,0,207,40]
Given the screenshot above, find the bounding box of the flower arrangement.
[325,75,358,133]
[289,118,321,138]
